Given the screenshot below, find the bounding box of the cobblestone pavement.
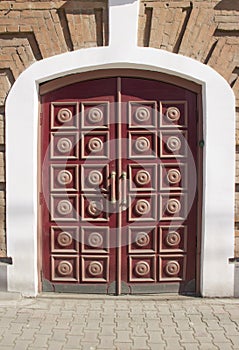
[0,294,239,350]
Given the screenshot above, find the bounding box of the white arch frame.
[6,0,235,296]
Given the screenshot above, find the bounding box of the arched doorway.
[40,71,201,295]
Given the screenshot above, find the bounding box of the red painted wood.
[41,76,198,294]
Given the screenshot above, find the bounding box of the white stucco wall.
[6,0,235,296]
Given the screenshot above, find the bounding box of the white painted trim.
[6,0,235,296]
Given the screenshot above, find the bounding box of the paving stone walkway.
[0,293,239,350]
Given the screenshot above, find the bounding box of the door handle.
[121,171,127,207]
[110,171,117,203]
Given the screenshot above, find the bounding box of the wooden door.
[40,76,198,294]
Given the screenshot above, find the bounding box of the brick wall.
[0,0,108,256]
[138,0,239,254]
[0,0,238,256]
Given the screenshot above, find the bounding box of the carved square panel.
[81,226,109,253]
[128,101,157,129]
[51,255,79,282]
[51,102,79,130]
[81,256,109,282]
[81,164,109,192]
[128,226,156,253]
[81,131,109,159]
[50,194,78,222]
[160,101,187,128]
[159,163,187,190]
[159,226,187,253]
[50,165,79,192]
[128,194,157,222]
[129,255,156,282]
[159,131,187,158]
[81,102,109,129]
[159,193,187,221]
[51,226,79,253]
[159,255,186,281]
[129,164,157,192]
[128,132,157,159]
[81,194,109,222]
[50,132,79,159]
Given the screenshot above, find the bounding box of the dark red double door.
[41,76,198,294]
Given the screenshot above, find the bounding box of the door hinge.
[40,112,43,126]
[39,192,44,205]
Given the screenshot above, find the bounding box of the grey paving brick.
[198,344,219,350]
[179,330,198,343]
[19,328,37,340]
[36,325,53,335]
[8,322,24,334]
[47,340,64,350]
[147,343,166,350]
[115,330,132,343]
[82,330,100,342]
[68,324,85,335]
[182,344,200,350]
[213,342,233,350]
[100,325,115,335]
[81,344,98,350]
[13,340,31,350]
[131,324,148,336]
[115,344,132,350]
[65,335,81,348]
[132,336,149,348]
[52,329,68,341]
[210,329,231,342]
[229,336,239,347]
[222,324,239,335]
[32,334,51,347]
[147,330,165,343]
[162,326,180,337]
[99,335,115,348]
[0,331,19,346]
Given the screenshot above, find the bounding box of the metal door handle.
[121,171,127,207]
[110,171,116,203]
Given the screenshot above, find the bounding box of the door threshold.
[38,292,200,300]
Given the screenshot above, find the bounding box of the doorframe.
[39,71,202,295]
[5,47,235,296]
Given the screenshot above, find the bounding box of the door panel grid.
[41,76,198,294]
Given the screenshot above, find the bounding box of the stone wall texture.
[0,0,238,256]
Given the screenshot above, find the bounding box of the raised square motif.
[50,165,79,192]
[81,256,109,282]
[129,255,156,282]
[159,255,186,281]
[128,101,157,129]
[128,194,157,222]
[128,226,156,253]
[128,131,157,159]
[159,163,187,190]
[81,164,109,192]
[159,193,187,221]
[81,131,109,159]
[50,132,79,159]
[81,102,109,129]
[159,226,187,253]
[159,131,187,158]
[50,194,78,222]
[81,194,109,222]
[51,255,79,282]
[51,102,79,130]
[129,164,157,192]
[81,226,109,253]
[160,101,187,128]
[51,226,79,253]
